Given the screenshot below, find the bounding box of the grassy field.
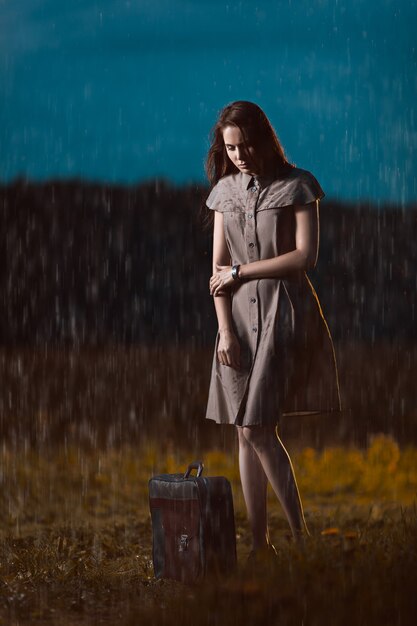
[1,434,417,625]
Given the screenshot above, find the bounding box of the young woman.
[204,101,342,562]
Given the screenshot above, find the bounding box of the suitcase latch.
[178,534,189,552]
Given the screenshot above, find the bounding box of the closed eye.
[225,143,252,151]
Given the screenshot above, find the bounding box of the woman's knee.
[236,426,250,447]
[241,425,276,451]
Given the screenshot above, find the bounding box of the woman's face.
[222,125,259,176]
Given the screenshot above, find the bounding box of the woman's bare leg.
[236,426,270,551]
[241,425,309,540]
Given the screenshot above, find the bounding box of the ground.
[1,436,416,625]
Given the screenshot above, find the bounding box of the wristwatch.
[231,264,241,281]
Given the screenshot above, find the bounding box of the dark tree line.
[0,179,415,347]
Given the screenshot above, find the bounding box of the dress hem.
[205,405,343,426]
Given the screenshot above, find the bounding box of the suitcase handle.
[183,461,204,479]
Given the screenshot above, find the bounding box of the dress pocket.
[256,205,287,215]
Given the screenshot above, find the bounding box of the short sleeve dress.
[205,166,342,427]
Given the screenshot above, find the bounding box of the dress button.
[251,186,257,193]
[252,327,257,333]
[250,298,256,304]
[249,242,255,248]
[247,213,253,219]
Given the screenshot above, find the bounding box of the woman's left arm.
[210,202,319,296]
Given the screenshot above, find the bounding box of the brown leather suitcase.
[148,461,237,583]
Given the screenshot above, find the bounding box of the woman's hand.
[217,329,241,369]
[209,264,236,297]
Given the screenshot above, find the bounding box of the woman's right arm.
[211,212,241,369]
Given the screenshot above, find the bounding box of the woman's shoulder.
[266,166,325,207]
[211,172,241,191]
[274,166,322,186]
[205,173,241,212]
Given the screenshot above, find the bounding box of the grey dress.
[205,166,342,427]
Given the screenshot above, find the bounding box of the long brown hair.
[202,101,294,228]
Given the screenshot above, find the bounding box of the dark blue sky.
[1,0,416,205]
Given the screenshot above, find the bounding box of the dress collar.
[241,172,254,189]
[240,171,277,191]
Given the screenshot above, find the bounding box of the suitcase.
[148,461,237,583]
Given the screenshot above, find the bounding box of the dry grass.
[1,436,417,625]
